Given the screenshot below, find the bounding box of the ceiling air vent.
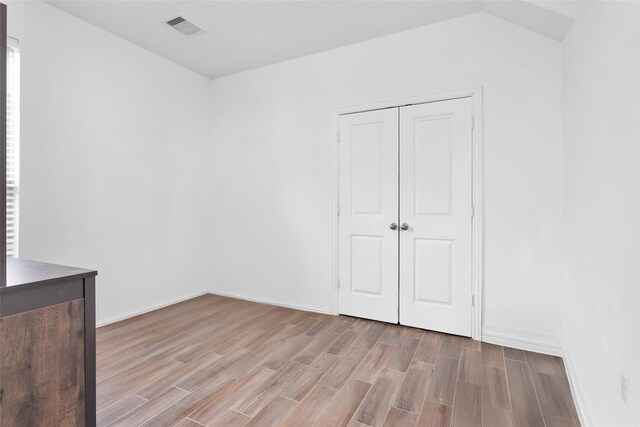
[166,16,203,36]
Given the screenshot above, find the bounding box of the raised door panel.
[414,238,453,305]
[0,299,86,426]
[351,235,384,295]
[351,124,384,215]
[414,117,452,215]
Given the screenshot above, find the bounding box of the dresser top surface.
[4,257,97,290]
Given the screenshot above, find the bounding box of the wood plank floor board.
[280,385,337,427]
[505,359,537,398]
[383,407,419,427]
[98,350,173,390]
[506,358,546,427]
[378,324,405,346]
[154,316,217,338]
[461,337,481,351]
[188,367,274,425]
[483,405,514,427]
[170,338,227,365]
[293,331,342,365]
[247,309,291,333]
[424,356,459,406]
[327,317,357,334]
[483,366,511,409]
[352,368,404,427]
[96,394,147,427]
[232,361,306,417]
[401,326,425,340]
[531,372,574,422]
[244,395,297,427]
[243,323,296,351]
[141,374,235,426]
[458,347,483,385]
[134,362,194,400]
[413,331,443,364]
[98,330,163,358]
[280,352,339,400]
[208,410,251,427]
[547,415,577,427]
[392,360,433,414]
[108,387,188,427]
[510,394,545,427]
[352,342,395,384]
[481,342,505,368]
[279,317,321,341]
[98,357,184,409]
[318,346,368,390]
[176,347,250,392]
[451,381,482,427]
[482,366,513,427]
[439,335,463,359]
[286,311,320,326]
[96,295,579,427]
[417,400,452,427]
[326,326,359,356]
[214,327,266,355]
[97,345,148,382]
[524,351,555,375]
[305,316,334,337]
[317,379,371,427]
[354,322,388,350]
[548,357,581,425]
[503,347,526,361]
[175,418,205,427]
[260,334,315,370]
[384,336,420,372]
[222,340,283,379]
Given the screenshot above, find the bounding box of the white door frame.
[331,87,484,341]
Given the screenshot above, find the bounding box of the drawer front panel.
[1,299,85,426]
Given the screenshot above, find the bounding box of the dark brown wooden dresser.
[0,258,97,427]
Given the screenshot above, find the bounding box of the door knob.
[389,223,398,230]
[400,223,409,231]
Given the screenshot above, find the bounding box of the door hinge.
[471,204,475,218]
[337,131,341,143]
[471,116,475,129]
[337,204,340,216]
[337,278,341,289]
[472,295,475,307]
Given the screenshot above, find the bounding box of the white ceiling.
[45,1,575,80]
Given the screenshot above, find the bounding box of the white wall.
[562,2,640,424]
[9,4,566,344]
[8,1,213,324]
[207,12,564,339]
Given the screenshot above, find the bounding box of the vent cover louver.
[166,16,202,36]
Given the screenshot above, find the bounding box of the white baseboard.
[482,325,564,357]
[208,290,334,316]
[96,291,209,327]
[562,341,592,427]
[96,289,333,328]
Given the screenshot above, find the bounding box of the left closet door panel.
[338,109,399,323]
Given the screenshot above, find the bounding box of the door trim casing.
[331,87,484,341]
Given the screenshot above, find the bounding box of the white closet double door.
[338,97,473,337]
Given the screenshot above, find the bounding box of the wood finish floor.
[96,295,580,427]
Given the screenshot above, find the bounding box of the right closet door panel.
[399,97,473,337]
